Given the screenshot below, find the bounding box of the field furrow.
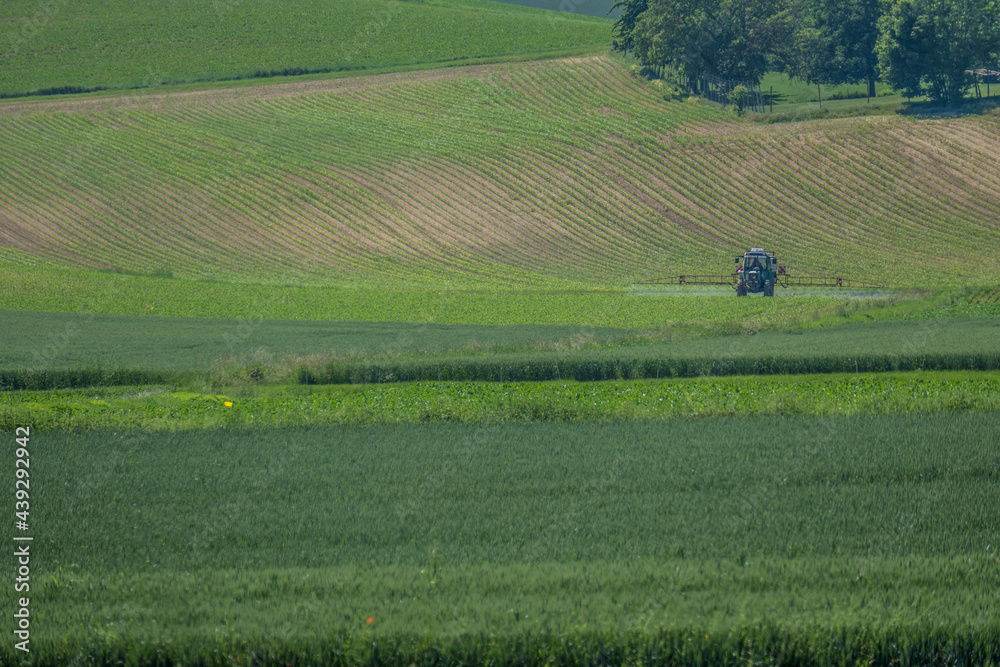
[2,55,999,287]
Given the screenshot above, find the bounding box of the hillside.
[3,23,1000,665]
[1,54,1000,288]
[0,0,610,98]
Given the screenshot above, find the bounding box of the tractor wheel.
[736,281,747,297]
[764,280,774,297]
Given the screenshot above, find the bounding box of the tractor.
[635,247,883,296]
[735,248,783,297]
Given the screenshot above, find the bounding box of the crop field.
[4,371,1000,430]
[0,264,920,323]
[0,0,610,98]
[266,315,1000,386]
[0,309,634,373]
[2,55,1000,289]
[3,416,998,663]
[3,308,1000,390]
[4,5,1000,663]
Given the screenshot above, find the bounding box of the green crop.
[0,0,610,97]
[3,56,1000,289]
[0,266,917,328]
[4,371,1000,429]
[2,304,997,390]
[0,308,632,373]
[4,415,998,664]
[281,316,1000,386]
[4,8,1000,664]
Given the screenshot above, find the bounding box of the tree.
[728,84,750,113]
[629,0,707,75]
[792,0,885,96]
[708,0,797,82]
[877,0,1000,105]
[611,0,649,54]
[613,0,794,83]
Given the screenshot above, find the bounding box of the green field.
[4,371,1000,430]
[0,309,632,372]
[3,306,1000,390]
[0,0,610,98]
[760,72,896,106]
[4,1,1000,663]
[0,265,913,323]
[3,55,1000,289]
[4,417,998,663]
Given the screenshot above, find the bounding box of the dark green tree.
[792,0,885,96]
[709,0,797,82]
[612,0,794,83]
[877,0,1000,105]
[611,0,649,54]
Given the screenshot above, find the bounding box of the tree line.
[611,0,1000,105]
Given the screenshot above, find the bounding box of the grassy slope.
[0,0,610,97]
[5,417,998,662]
[2,56,999,291]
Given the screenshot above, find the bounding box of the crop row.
[970,287,1000,303]
[31,413,998,562]
[2,56,1000,287]
[291,351,1000,386]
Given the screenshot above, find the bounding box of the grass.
[755,91,1000,124]
[4,415,998,663]
[760,71,896,106]
[750,96,906,125]
[0,0,611,98]
[4,370,1000,430]
[3,56,1000,289]
[0,264,938,325]
[759,70,1000,114]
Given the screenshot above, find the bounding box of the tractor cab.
[735,248,783,297]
